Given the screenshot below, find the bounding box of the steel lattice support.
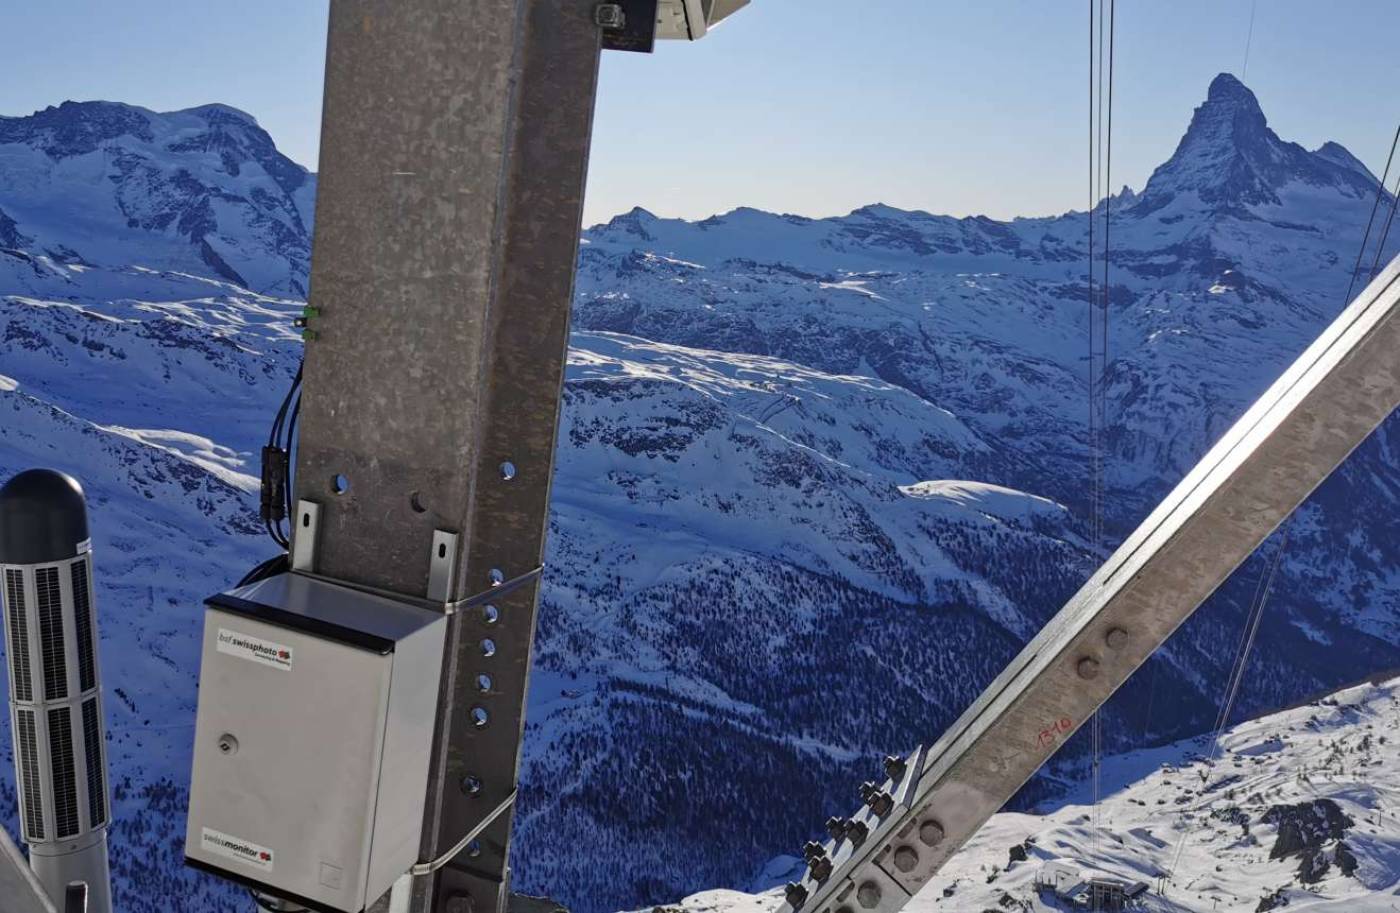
[293,2,602,912]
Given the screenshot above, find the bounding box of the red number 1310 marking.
[1036,717,1074,749]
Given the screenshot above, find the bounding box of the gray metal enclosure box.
[184,573,446,912]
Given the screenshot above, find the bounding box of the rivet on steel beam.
[893,845,919,873]
[856,881,882,909]
[500,461,517,481]
[1105,627,1129,650]
[1077,657,1101,680]
[784,883,809,908]
[883,755,906,780]
[918,820,945,847]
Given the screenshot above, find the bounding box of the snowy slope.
[0,75,1398,913]
[660,674,1400,913]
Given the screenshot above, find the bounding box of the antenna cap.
[0,469,90,564]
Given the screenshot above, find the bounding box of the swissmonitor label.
[216,628,294,670]
[201,827,275,872]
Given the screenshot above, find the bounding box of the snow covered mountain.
[649,673,1400,913]
[0,101,315,297]
[0,74,1397,913]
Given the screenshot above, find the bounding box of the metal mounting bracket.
[428,531,461,604]
[290,499,321,573]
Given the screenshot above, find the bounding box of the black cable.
[279,391,302,541]
[237,553,290,588]
[260,362,303,548]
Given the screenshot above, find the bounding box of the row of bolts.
[784,753,930,910]
[783,628,1130,909]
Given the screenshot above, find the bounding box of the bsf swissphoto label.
[216,628,293,670]
[201,827,275,872]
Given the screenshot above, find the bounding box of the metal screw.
[856,881,882,909]
[461,774,483,796]
[217,734,239,756]
[1105,627,1129,649]
[918,820,945,846]
[784,884,809,909]
[883,755,906,780]
[593,3,626,28]
[1077,657,1101,680]
[893,845,919,873]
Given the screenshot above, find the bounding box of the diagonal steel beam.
[782,255,1400,913]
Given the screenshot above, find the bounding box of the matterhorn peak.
[1136,73,1376,210]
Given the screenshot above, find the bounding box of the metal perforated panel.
[82,698,105,827]
[6,570,32,702]
[15,709,43,840]
[35,569,66,701]
[71,560,96,693]
[47,706,79,839]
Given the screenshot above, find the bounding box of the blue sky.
[3,1,1397,226]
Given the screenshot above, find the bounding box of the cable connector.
[260,446,290,524]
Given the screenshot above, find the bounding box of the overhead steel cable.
[1366,168,1400,283]
[1344,123,1400,306]
[1086,0,1116,865]
[1165,525,1289,890]
[1241,0,1258,80]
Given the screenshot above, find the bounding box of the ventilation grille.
[36,567,67,701]
[81,698,106,827]
[5,569,33,702]
[71,560,96,693]
[48,706,79,838]
[16,709,44,840]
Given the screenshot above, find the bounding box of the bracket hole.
[330,474,350,495]
[482,604,499,625]
[301,512,311,528]
[438,543,448,559]
[462,775,483,796]
[481,638,497,657]
[476,673,492,692]
[499,461,517,481]
[471,706,489,728]
[410,492,427,514]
